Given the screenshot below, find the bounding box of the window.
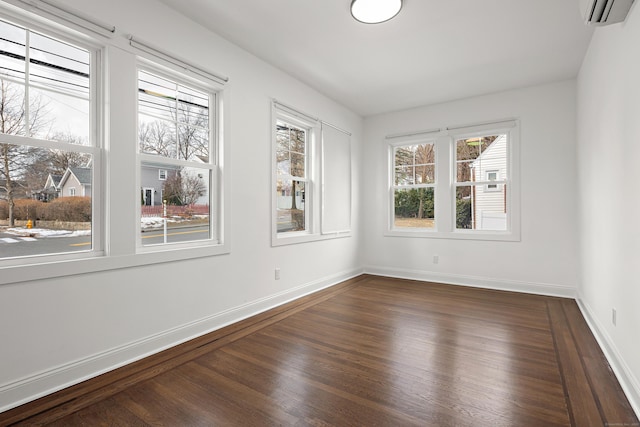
[275,119,308,234]
[392,142,436,229]
[137,67,216,248]
[0,17,99,261]
[387,120,519,240]
[455,134,508,231]
[272,101,351,245]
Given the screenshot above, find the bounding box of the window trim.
[271,103,319,246]
[0,10,104,266]
[385,119,520,242]
[389,138,438,232]
[135,60,222,253]
[0,2,232,285]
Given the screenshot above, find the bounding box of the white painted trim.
[0,268,364,413]
[575,298,640,420]
[363,265,577,298]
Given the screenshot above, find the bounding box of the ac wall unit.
[580,0,634,25]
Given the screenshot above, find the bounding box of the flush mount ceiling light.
[351,0,403,24]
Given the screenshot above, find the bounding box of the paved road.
[0,225,211,258]
[0,231,91,258]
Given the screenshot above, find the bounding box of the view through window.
[138,69,214,247]
[0,18,95,260]
[275,120,307,234]
[393,142,436,229]
[455,134,508,231]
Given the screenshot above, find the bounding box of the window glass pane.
[139,115,177,158]
[415,164,435,184]
[0,147,92,259]
[394,187,434,229]
[30,87,89,142]
[0,20,26,82]
[277,122,305,154]
[140,163,211,246]
[456,185,507,231]
[456,134,504,183]
[276,179,305,233]
[290,152,305,177]
[178,124,209,161]
[395,165,414,185]
[0,80,26,136]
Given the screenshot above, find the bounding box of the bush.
[456,199,472,229]
[394,188,434,219]
[39,197,91,222]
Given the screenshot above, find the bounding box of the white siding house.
[471,134,507,230]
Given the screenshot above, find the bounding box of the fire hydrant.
[26,219,33,229]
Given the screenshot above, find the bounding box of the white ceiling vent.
[580,0,635,25]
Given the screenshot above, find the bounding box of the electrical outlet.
[433,255,439,264]
[612,308,617,326]
[275,268,281,280]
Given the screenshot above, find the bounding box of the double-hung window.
[388,120,519,240]
[392,141,436,229]
[454,133,509,231]
[271,101,351,245]
[0,16,100,261]
[137,67,217,248]
[275,119,309,234]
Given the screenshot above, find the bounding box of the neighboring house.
[470,134,507,230]
[59,167,92,198]
[141,157,209,206]
[141,163,179,206]
[39,173,63,201]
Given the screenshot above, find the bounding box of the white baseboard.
[0,268,363,414]
[363,265,577,298]
[576,298,640,420]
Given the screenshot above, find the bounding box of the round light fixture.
[351,0,403,24]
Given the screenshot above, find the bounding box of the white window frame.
[385,120,520,241]
[0,8,104,268]
[271,103,319,246]
[158,169,167,180]
[0,2,232,286]
[136,61,221,252]
[389,138,437,231]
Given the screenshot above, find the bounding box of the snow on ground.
[5,227,91,238]
[2,216,199,236]
[140,216,177,229]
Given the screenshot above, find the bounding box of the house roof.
[60,167,92,188]
[68,167,92,185]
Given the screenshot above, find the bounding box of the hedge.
[0,197,91,222]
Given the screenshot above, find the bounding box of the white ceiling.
[158,0,594,117]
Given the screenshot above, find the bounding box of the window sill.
[272,231,351,247]
[384,229,520,242]
[0,243,230,286]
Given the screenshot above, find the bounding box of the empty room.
[0,0,639,425]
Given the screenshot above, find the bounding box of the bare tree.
[0,79,49,225]
[139,120,175,157]
[162,169,206,207]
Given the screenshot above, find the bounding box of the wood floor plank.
[3,275,638,426]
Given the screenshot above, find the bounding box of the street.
[0,225,211,258]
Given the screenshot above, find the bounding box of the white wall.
[0,0,363,411]
[362,80,580,296]
[577,3,640,415]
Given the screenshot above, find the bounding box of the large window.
[392,142,436,229]
[455,133,508,231]
[275,119,308,234]
[387,120,519,240]
[272,101,352,245]
[0,17,99,261]
[137,67,216,248]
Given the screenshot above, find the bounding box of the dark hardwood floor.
[2,275,638,426]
